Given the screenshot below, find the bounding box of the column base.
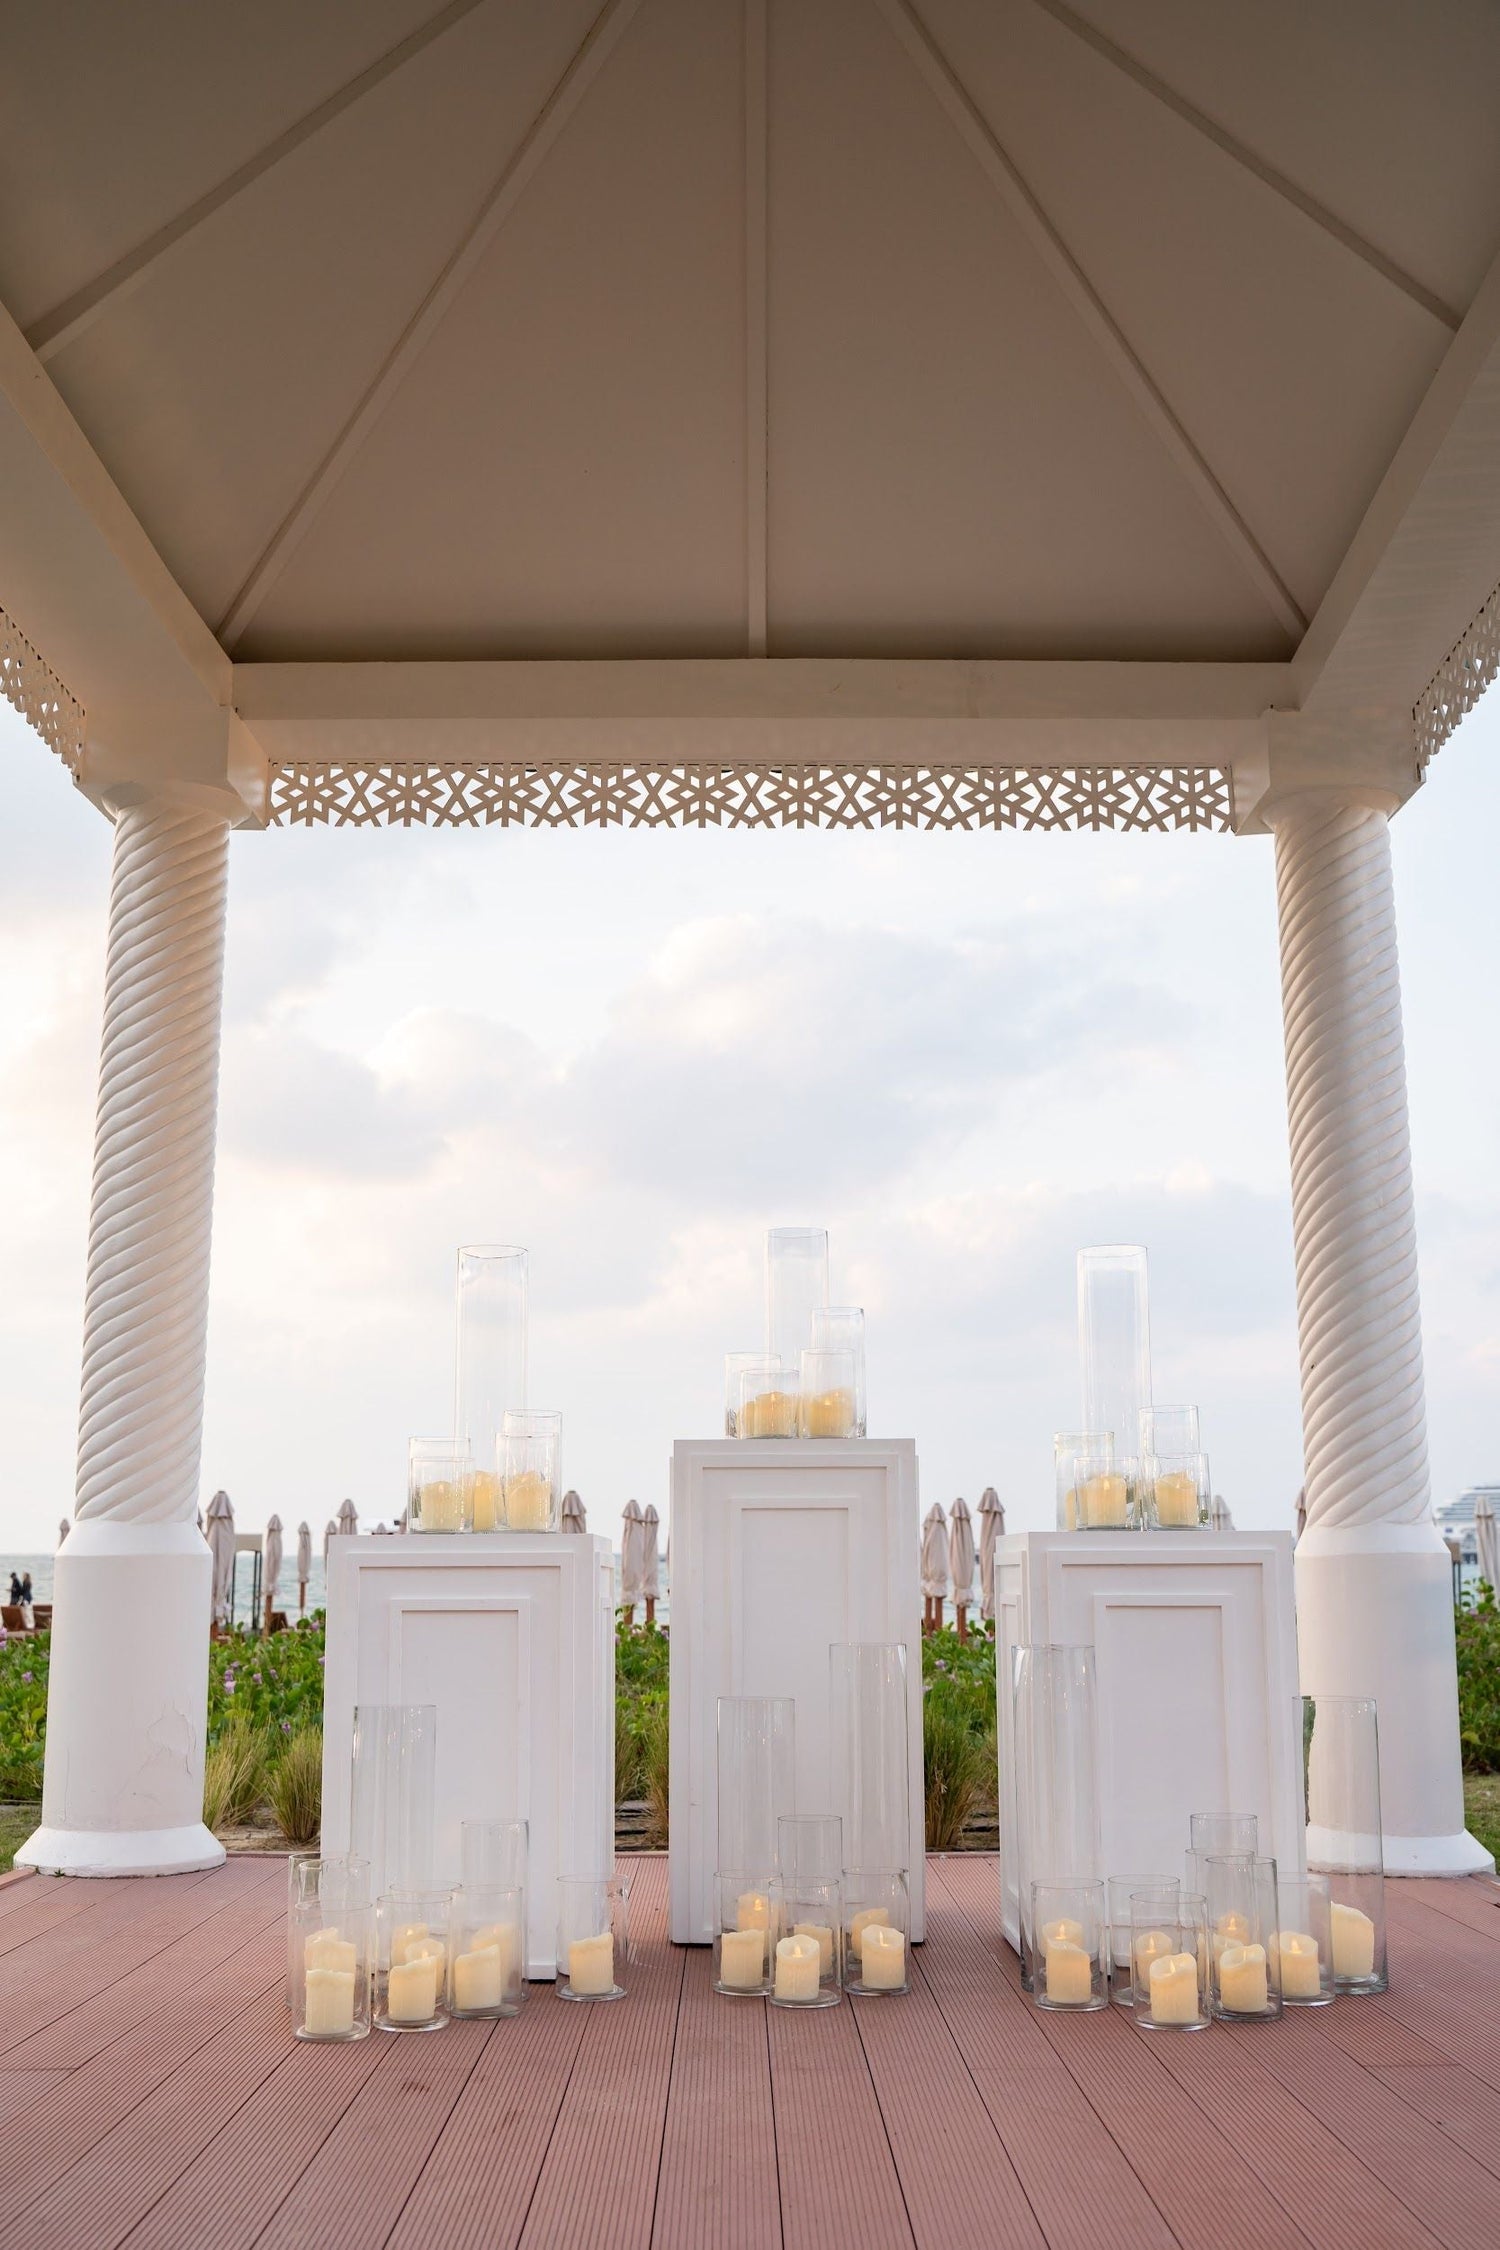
[21,1518,224,1879]
[1297,1522,1495,1878]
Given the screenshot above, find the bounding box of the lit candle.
[453,1942,505,2011]
[1277,1931,1322,1999]
[505,1470,553,1530]
[794,1921,834,1977]
[1148,1952,1200,2025]
[736,1891,773,1934]
[1041,1916,1084,1948]
[304,1928,357,1975]
[1080,1473,1129,1529]
[860,1923,906,1991]
[775,1932,822,2001]
[1329,1902,1376,1981]
[304,1966,356,2037]
[1063,1486,1078,1531]
[1218,1941,1270,2013]
[472,1471,501,1532]
[1044,1939,1094,2005]
[719,1928,767,1990]
[1153,1471,1200,1527]
[386,1952,440,2022]
[418,1478,467,1531]
[472,1922,520,1985]
[390,1922,430,1966]
[1133,1927,1176,1989]
[803,1388,855,1438]
[744,1389,798,1438]
[569,1930,614,1995]
[1212,1910,1251,1960]
[850,1905,891,1950]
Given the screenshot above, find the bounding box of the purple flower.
[281,1720,292,1734]
[224,1680,235,1695]
[252,1672,262,1684]
[21,1671,31,1683]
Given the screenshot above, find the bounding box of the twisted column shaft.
[1272,797,1429,1534]
[74,804,229,1525]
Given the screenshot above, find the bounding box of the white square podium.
[993,1529,1305,1949]
[321,1531,615,1977]
[668,1439,924,1945]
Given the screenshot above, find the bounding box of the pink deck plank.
[768,1992,915,2250]
[650,1944,781,2250]
[1387,1879,1500,1942]
[1373,2065,1500,2181]
[0,1866,216,1960]
[0,2073,65,2126]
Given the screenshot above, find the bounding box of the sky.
[2,692,1495,1550]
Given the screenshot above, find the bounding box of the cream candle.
[1329,1902,1376,1980]
[720,1928,767,1990]
[1277,1931,1321,1999]
[1041,1916,1085,1949]
[387,1952,440,2022]
[305,1966,356,2037]
[472,1923,520,1984]
[419,1479,466,1531]
[1212,1910,1251,1960]
[471,1471,501,1532]
[390,1922,430,1965]
[850,1905,890,1950]
[804,1387,855,1438]
[1044,1939,1094,2005]
[1153,1471,1199,1527]
[453,1942,505,2011]
[794,1921,834,1977]
[1081,1473,1129,1528]
[774,1933,822,2001]
[505,1470,552,1530]
[743,1389,798,1438]
[305,1928,357,1976]
[736,1891,773,1934]
[1148,1951,1200,2025]
[860,1924,906,1991]
[569,1931,614,1995]
[1133,1927,1176,1987]
[1218,1941,1269,2013]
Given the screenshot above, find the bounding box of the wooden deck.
[0,1853,1494,2250]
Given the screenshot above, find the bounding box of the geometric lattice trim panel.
[1415,577,1500,772]
[0,602,85,772]
[270,762,1233,832]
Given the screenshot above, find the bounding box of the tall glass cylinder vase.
[350,1704,437,1897]
[1077,1246,1151,1461]
[829,1644,911,1881]
[455,1244,528,1532]
[717,1698,796,1880]
[765,1228,829,1382]
[1302,1693,1388,1993]
[1011,1644,1101,1991]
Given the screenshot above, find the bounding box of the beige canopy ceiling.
[3,0,1500,815]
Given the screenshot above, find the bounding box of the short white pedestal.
[993,1530,1304,1950]
[669,1439,924,1946]
[321,1532,614,1977]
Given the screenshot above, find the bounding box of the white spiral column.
[21,800,229,1876]
[1271,791,1489,1873]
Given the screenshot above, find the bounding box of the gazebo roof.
[3,0,1500,816]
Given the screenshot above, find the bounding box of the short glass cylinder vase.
[1011,1644,1101,1992]
[291,1863,374,2042]
[557,1875,629,2001]
[408,1438,474,1534]
[714,1872,781,1996]
[765,1227,829,1384]
[724,1352,764,1437]
[810,1306,867,1437]
[1071,1452,1141,1531]
[285,1848,318,2007]
[1302,1692,1388,1993]
[500,1409,561,1530]
[1186,1809,1258,1896]
[1138,1404,1201,1459]
[775,1874,843,2007]
[799,1347,858,1439]
[1054,1432,1112,1531]
[350,1703,437,1896]
[1032,1879,1108,2011]
[1107,1874,1178,2006]
[718,1697,796,1882]
[448,1884,525,2017]
[843,1871,909,1996]
[1130,1893,1210,2031]
[455,1244,528,1530]
[829,1644,911,1879]
[1205,1855,1282,2021]
[1144,1451,1210,1530]
[1276,1874,1334,2006]
[734,1360,799,1439]
[376,1888,452,2032]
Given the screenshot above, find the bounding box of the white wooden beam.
[25,0,493,365]
[1028,0,1461,333]
[871,0,1308,642]
[217,0,643,654]
[744,0,769,657]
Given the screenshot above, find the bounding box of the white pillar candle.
[471,1471,501,1532]
[305,1928,357,1975]
[743,1389,798,1438]
[1148,1952,1200,2025]
[804,1388,855,1438]
[304,1966,356,2037]
[419,1480,466,1531]
[794,1922,834,1977]
[1329,1902,1376,1980]
[453,1942,505,2011]
[1133,1927,1176,1987]
[386,1952,440,2022]
[860,1923,906,1991]
[569,1931,614,1995]
[720,1928,767,1990]
[774,1933,822,2001]
[1041,1916,1085,1949]
[1153,1472,1200,1527]
[472,1923,520,1985]
[850,1905,890,1949]
[505,1471,553,1530]
[736,1891,773,1934]
[1212,1910,1252,1960]
[1218,1941,1269,2013]
[1081,1473,1129,1528]
[1044,1940,1093,2005]
[391,1922,430,1965]
[1277,1931,1322,1999]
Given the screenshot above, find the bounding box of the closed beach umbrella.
[263,1515,283,1626]
[57,1517,70,1548]
[948,1497,976,1608]
[1210,1494,1234,1531]
[1476,1496,1498,1592]
[296,1522,312,1610]
[1295,1486,1307,1540]
[322,1518,337,1566]
[206,1490,236,1627]
[977,1487,1004,1619]
[621,1499,646,1606]
[921,1503,949,1599]
[337,1497,358,1537]
[561,1489,587,1533]
[641,1505,661,1600]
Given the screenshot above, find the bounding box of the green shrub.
[640,1700,670,1849]
[267,1726,323,1846]
[0,1634,49,1800]
[924,1697,995,1850]
[203,1715,270,1830]
[1456,1591,1500,1773]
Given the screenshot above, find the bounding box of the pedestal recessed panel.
[735,1504,851,1812]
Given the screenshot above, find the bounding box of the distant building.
[1435,1486,1500,1564]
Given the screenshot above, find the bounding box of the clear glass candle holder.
[350,1704,437,1896]
[461,1817,528,1892]
[843,1871,910,1996]
[718,1697,796,1882]
[1011,1644,1101,1994]
[1032,1879,1108,2011]
[1077,1244,1152,1470]
[285,1848,319,2008]
[799,1348,858,1439]
[1276,1874,1334,2007]
[449,1884,525,2017]
[455,1243,528,1528]
[777,1813,843,1889]
[408,1438,475,1534]
[1186,1810,1258,1896]
[714,1872,781,1996]
[1144,1451,1210,1530]
[735,1360,799,1439]
[376,1888,452,2032]
[557,1874,629,2001]
[1072,1452,1141,1531]
[810,1307,866,1437]
[1054,1433,1112,1531]
[775,1874,843,2007]
[724,1352,764,1437]
[766,1228,829,1382]
[291,1862,374,2042]
[1131,1893,1210,2031]
[1205,1855,1282,2021]
[1107,1874,1178,2005]
[500,1409,561,1531]
[829,1644,911,1879]
[1139,1405,1201,1459]
[1302,1693,1388,1993]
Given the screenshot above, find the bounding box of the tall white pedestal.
[321,1532,614,1976]
[994,1530,1304,1949]
[668,1439,923,1945]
